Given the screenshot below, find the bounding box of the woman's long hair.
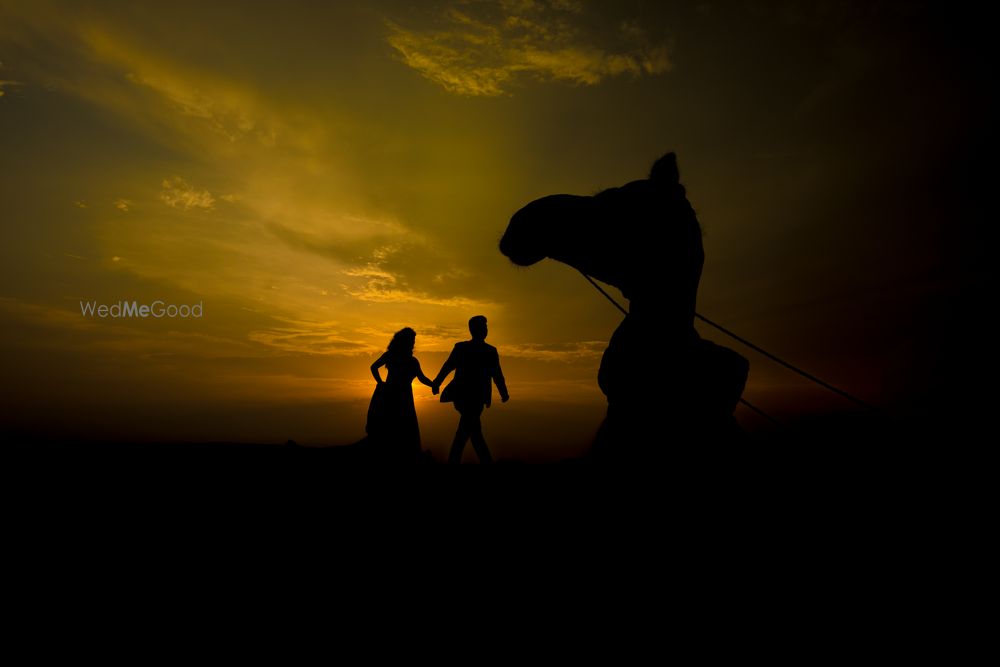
[386,327,416,359]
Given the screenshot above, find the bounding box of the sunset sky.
[0,1,987,458]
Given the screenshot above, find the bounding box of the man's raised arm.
[432,345,459,394]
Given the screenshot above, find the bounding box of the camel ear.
[649,152,679,184]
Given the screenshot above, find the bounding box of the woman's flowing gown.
[365,356,422,458]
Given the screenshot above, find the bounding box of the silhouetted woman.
[366,327,434,461]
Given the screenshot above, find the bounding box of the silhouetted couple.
[365,315,509,464]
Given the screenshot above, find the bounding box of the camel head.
[499,152,696,299]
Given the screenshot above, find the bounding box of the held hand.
[432,383,440,395]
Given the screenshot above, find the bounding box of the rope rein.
[579,271,874,423]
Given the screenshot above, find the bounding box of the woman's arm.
[370,352,388,384]
[414,359,434,388]
[431,345,459,390]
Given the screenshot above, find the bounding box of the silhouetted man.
[432,315,509,464]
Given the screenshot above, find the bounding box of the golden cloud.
[159,176,215,211]
[0,79,23,97]
[386,1,671,96]
[504,340,607,362]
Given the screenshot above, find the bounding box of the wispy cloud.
[386,0,670,96]
[505,340,606,362]
[159,176,215,210]
[264,221,488,309]
[0,15,320,155]
[114,198,132,212]
[341,244,491,308]
[0,79,23,97]
[355,323,469,354]
[343,270,489,308]
[78,26,285,147]
[247,321,376,356]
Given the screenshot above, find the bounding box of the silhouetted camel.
[500,152,748,457]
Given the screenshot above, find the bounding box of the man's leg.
[448,406,469,464]
[464,405,492,464]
